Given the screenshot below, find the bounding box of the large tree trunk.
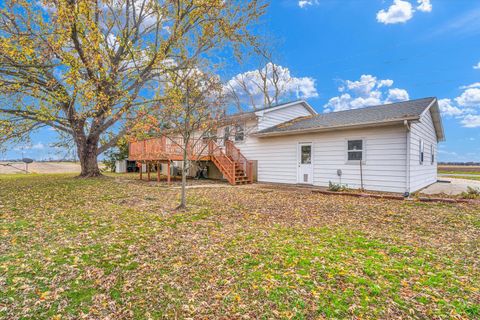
[76,135,102,178]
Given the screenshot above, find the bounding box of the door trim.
[297,142,314,184]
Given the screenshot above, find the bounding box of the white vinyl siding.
[238,125,408,193]
[257,103,312,131]
[408,109,438,192]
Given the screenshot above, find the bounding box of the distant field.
[438,165,480,175]
[0,162,101,174]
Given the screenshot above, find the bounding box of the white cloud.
[344,75,387,95]
[378,79,394,88]
[32,143,45,150]
[226,63,318,108]
[460,82,480,89]
[298,0,319,9]
[13,142,45,151]
[455,88,480,107]
[437,84,480,128]
[461,115,480,128]
[324,74,409,112]
[474,62,480,70]
[36,1,56,13]
[416,0,432,12]
[377,0,414,24]
[377,0,432,24]
[438,98,464,116]
[386,88,410,102]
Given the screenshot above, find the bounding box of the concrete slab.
[421,178,480,195]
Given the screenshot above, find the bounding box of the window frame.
[419,139,425,165]
[202,129,217,144]
[431,144,435,165]
[234,124,245,143]
[345,138,366,164]
[300,144,312,165]
[223,126,231,144]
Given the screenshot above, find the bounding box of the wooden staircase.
[208,140,254,185]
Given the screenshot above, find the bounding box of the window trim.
[419,139,425,165]
[431,144,435,165]
[345,138,366,165]
[223,126,231,145]
[234,124,245,143]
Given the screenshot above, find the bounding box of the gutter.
[253,116,420,138]
[404,120,411,195]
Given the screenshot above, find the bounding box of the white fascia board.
[254,100,317,117]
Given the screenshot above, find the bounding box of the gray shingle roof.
[256,97,437,136]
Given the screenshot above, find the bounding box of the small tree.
[160,67,225,209]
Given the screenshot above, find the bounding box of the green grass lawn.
[439,171,480,175]
[447,176,480,182]
[439,169,480,176]
[1,174,479,319]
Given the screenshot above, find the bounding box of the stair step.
[235,181,250,185]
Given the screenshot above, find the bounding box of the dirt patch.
[0,161,105,174]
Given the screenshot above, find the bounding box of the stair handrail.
[207,139,235,184]
[225,140,252,182]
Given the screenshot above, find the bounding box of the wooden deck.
[129,136,211,162]
[129,136,254,185]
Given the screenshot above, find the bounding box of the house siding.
[237,125,409,193]
[408,109,438,192]
[257,103,312,131]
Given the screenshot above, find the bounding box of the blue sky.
[3,0,480,162]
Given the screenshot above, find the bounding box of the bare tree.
[225,48,294,112]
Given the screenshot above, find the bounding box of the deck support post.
[139,162,142,180]
[147,162,151,181]
[157,162,161,182]
[167,161,171,185]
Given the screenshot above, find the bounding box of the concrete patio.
[421,178,480,196]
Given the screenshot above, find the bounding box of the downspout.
[404,120,411,196]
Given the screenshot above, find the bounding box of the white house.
[221,97,444,194]
[129,97,444,194]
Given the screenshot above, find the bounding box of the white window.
[202,130,216,143]
[223,126,230,143]
[431,144,435,165]
[419,139,425,165]
[301,145,312,164]
[347,139,364,162]
[234,124,245,142]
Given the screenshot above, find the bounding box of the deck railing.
[129,136,210,161]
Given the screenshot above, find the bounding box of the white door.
[297,143,313,184]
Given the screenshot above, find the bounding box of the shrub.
[328,181,348,192]
[461,186,480,199]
